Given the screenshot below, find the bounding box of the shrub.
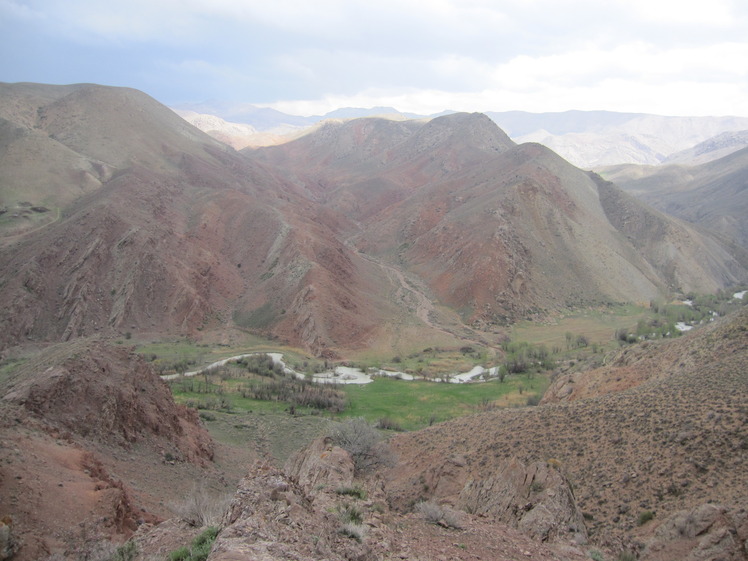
[109,540,137,561]
[168,547,190,561]
[376,416,404,431]
[330,417,395,474]
[337,503,364,525]
[174,484,232,527]
[338,522,367,541]
[638,510,655,525]
[336,485,367,500]
[415,500,463,529]
[166,527,219,561]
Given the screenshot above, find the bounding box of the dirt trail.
[0,207,61,248]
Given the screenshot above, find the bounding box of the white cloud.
[3,0,747,115]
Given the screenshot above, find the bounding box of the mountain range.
[1,82,747,561]
[174,102,748,168]
[1,82,746,357]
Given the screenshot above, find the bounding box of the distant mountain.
[170,100,316,130]
[485,110,646,137]
[599,146,748,250]
[498,112,748,168]
[173,104,748,169]
[662,129,748,165]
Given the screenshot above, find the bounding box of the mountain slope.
[600,146,748,250]
[254,113,746,326]
[386,307,748,553]
[0,83,399,355]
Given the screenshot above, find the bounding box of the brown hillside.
[256,116,746,325]
[386,307,748,554]
[0,338,215,559]
[0,83,402,355]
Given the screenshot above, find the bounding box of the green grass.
[340,375,548,430]
[169,364,548,433]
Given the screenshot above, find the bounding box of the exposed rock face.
[459,458,587,543]
[204,455,586,561]
[642,503,748,561]
[284,436,355,493]
[208,462,385,561]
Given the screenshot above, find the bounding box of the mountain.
[599,146,748,250]
[1,83,745,358]
[494,112,748,168]
[662,129,748,165]
[253,112,746,326]
[0,82,401,356]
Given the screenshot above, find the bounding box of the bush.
[174,484,232,527]
[376,416,404,431]
[166,527,219,561]
[168,547,190,561]
[415,500,463,529]
[338,522,367,541]
[337,503,363,525]
[330,418,395,474]
[638,510,655,525]
[336,485,367,500]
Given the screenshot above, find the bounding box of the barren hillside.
[386,307,748,556]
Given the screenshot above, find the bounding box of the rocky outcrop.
[642,503,748,561]
[459,458,587,544]
[2,339,214,463]
[207,462,387,561]
[284,437,355,493]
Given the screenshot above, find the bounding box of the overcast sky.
[2,0,747,117]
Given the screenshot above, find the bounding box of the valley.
[0,82,746,561]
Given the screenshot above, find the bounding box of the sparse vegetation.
[638,510,655,525]
[174,484,232,527]
[330,417,395,474]
[415,500,463,529]
[336,485,367,500]
[166,527,219,561]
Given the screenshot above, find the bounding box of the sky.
[2,0,748,118]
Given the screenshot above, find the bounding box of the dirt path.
[0,207,61,248]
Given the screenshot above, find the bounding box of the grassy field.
[341,374,548,430]
[509,304,651,349]
[168,366,549,433]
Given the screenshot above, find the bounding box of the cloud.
[1,0,747,115]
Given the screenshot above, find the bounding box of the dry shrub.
[330,417,396,474]
[415,500,464,529]
[174,484,233,527]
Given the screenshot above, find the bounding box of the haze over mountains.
[175,103,748,168]
[1,82,746,357]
